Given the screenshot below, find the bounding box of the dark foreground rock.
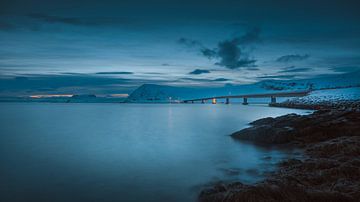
[199,110,360,202]
[232,110,360,145]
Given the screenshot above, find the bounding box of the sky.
[0,0,360,96]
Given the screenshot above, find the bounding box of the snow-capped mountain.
[127,71,360,102]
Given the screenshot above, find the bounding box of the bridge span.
[182,90,310,105]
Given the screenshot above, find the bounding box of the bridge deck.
[183,90,310,102]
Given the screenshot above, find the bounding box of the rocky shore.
[199,109,360,202]
[270,98,360,111]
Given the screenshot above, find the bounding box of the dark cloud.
[213,28,261,69]
[215,46,257,69]
[178,28,260,69]
[214,78,229,81]
[95,71,133,75]
[188,69,210,75]
[279,66,312,73]
[276,54,310,62]
[201,48,217,59]
[214,36,257,68]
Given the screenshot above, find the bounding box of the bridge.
[182,90,310,105]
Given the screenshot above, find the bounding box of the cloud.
[27,13,130,27]
[180,28,260,69]
[279,66,312,73]
[201,48,217,59]
[188,69,210,75]
[214,78,229,81]
[177,38,203,48]
[276,54,310,62]
[180,77,230,82]
[215,43,257,69]
[95,71,133,75]
[212,28,261,69]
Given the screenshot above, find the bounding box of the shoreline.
[199,101,360,202]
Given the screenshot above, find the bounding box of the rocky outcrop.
[200,109,360,202]
[231,110,360,145]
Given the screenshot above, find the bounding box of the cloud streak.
[180,77,230,82]
[279,66,312,73]
[27,13,131,27]
[95,71,133,75]
[276,54,310,63]
[188,69,210,75]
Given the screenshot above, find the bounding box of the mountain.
[127,71,360,102]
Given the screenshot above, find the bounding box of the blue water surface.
[0,103,311,202]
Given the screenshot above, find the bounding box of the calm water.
[0,103,310,202]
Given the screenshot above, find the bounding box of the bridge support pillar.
[191,101,194,104]
[242,97,248,105]
[201,100,205,104]
[225,98,230,104]
[271,96,276,104]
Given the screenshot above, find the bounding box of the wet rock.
[250,117,275,125]
[262,156,272,160]
[232,110,360,145]
[245,168,260,176]
[231,125,296,144]
[200,107,360,202]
